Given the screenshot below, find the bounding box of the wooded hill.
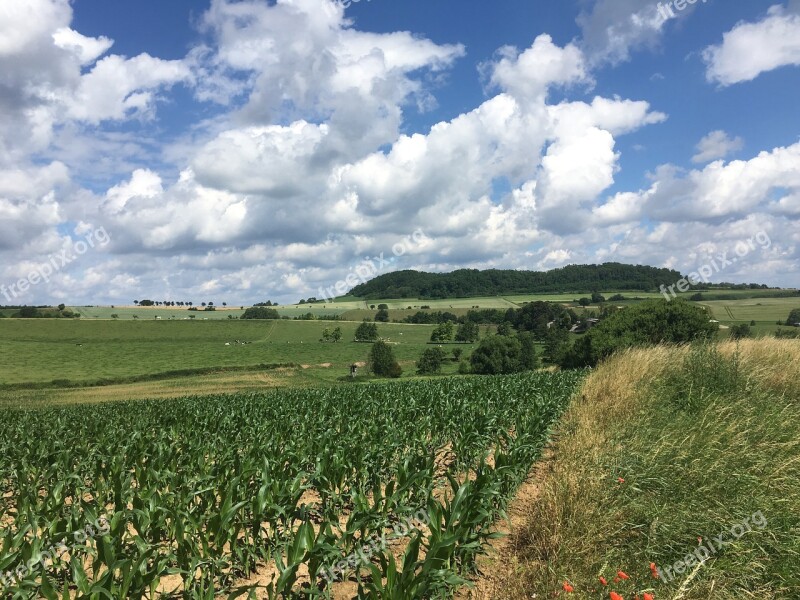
[348,263,685,299]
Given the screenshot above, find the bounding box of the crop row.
[0,371,584,599]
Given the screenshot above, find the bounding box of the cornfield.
[0,371,583,599]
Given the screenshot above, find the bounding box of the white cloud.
[704,4,800,85]
[692,130,745,163]
[577,0,670,66]
[52,27,113,65]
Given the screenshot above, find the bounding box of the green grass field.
[0,318,489,391]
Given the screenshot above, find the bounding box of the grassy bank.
[472,339,800,599]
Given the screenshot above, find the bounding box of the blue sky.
[1,0,799,305]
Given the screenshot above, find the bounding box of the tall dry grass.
[477,339,800,599]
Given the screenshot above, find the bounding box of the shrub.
[785,308,800,326]
[354,320,379,342]
[368,341,402,377]
[241,307,280,319]
[730,324,751,339]
[470,336,523,375]
[417,347,447,375]
[454,321,479,343]
[561,299,718,368]
[430,322,454,343]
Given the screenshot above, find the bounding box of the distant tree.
[17,307,41,318]
[417,347,447,375]
[57,303,66,311]
[222,302,227,307]
[368,341,402,378]
[208,302,214,307]
[111,314,119,319]
[331,326,342,343]
[355,320,379,342]
[578,298,592,307]
[543,327,570,365]
[496,321,512,336]
[201,302,206,307]
[750,320,756,326]
[517,331,539,370]
[452,348,463,361]
[785,308,800,326]
[430,322,454,343]
[299,299,306,304]
[241,307,281,319]
[591,292,606,304]
[470,336,523,375]
[561,300,718,368]
[690,293,704,301]
[132,315,138,320]
[133,300,139,306]
[730,324,752,339]
[377,304,389,310]
[375,308,390,323]
[608,294,626,302]
[455,321,479,343]
[370,305,376,310]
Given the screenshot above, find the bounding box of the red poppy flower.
[610,592,624,600]
[643,594,655,600]
[599,576,608,586]
[649,563,659,579]
[563,582,574,593]
[617,477,625,483]
[617,570,630,580]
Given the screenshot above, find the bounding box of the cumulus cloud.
[577,0,671,66]
[704,4,800,85]
[692,130,745,163]
[2,0,799,304]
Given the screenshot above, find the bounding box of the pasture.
[0,319,489,405]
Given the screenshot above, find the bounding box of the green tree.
[517,331,539,370]
[452,348,463,361]
[543,327,570,365]
[377,304,389,310]
[469,336,523,375]
[368,341,402,377]
[496,321,512,336]
[241,307,280,319]
[455,321,479,343]
[375,308,390,322]
[355,320,379,342]
[561,299,718,368]
[416,347,447,375]
[331,326,343,343]
[785,308,800,326]
[578,298,591,307]
[430,321,454,343]
[591,291,606,304]
[730,324,752,339]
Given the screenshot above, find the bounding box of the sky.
[1,0,799,305]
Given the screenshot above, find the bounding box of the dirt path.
[457,445,557,600]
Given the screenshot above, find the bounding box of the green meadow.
[0,318,489,401]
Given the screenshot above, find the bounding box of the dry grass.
[468,339,800,599]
